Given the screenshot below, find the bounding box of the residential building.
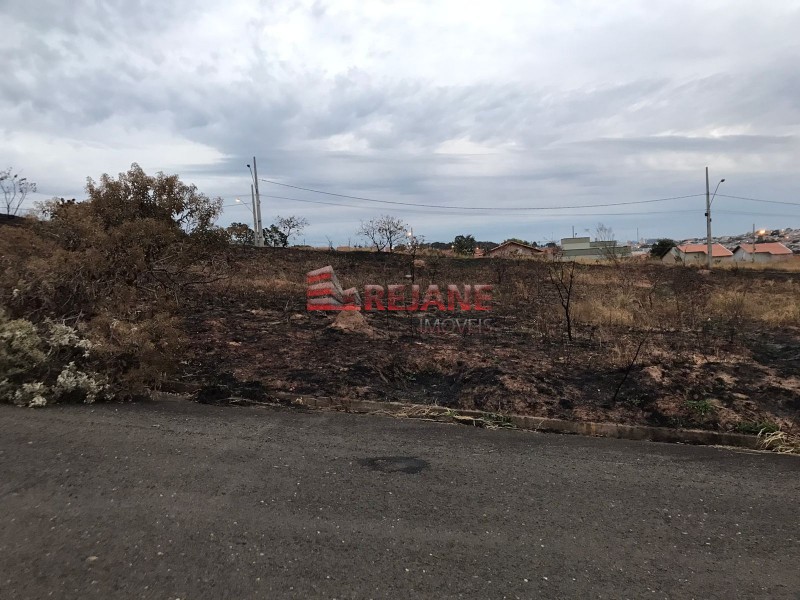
[663,243,733,265]
[487,240,544,257]
[732,242,793,263]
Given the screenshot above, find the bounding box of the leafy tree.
[358,215,408,252]
[1,168,37,216]
[263,225,289,247]
[453,234,476,256]
[650,238,676,258]
[84,163,221,234]
[274,215,309,244]
[226,222,255,245]
[34,197,76,219]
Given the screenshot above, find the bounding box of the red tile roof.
[676,243,733,257]
[734,243,793,255]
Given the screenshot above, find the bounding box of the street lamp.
[236,192,260,246]
[235,197,252,214]
[710,178,725,205]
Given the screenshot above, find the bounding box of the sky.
[2,0,800,246]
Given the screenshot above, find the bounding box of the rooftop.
[676,243,733,257]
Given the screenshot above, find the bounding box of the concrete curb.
[155,387,762,450]
[292,397,761,449]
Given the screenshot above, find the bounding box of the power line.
[716,193,800,207]
[258,178,705,211]
[716,209,800,218]
[222,195,704,218]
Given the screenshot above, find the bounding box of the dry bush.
[0,164,229,400]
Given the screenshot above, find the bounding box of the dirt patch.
[328,310,382,338]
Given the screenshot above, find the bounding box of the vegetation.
[0,163,229,402]
[1,167,37,216]
[226,222,255,245]
[650,238,677,258]
[452,234,476,256]
[759,429,800,454]
[358,215,408,252]
[189,248,798,444]
[226,215,308,247]
[1,167,797,452]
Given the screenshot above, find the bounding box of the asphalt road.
[1,401,798,599]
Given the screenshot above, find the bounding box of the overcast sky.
[2,0,800,245]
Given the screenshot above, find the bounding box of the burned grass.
[180,247,800,435]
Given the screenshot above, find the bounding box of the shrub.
[0,163,230,402]
[0,309,107,406]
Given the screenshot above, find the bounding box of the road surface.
[1,400,798,599]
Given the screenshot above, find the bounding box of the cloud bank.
[2,0,799,244]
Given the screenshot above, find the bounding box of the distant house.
[487,240,543,258]
[663,243,733,265]
[559,237,631,261]
[732,242,793,263]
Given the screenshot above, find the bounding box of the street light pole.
[704,168,725,269]
[246,158,264,247]
[705,167,712,268]
[250,184,258,243]
[252,157,264,247]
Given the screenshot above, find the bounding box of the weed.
[735,421,780,435]
[684,399,714,417]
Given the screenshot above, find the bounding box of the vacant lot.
[181,248,800,434]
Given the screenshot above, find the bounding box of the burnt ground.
[177,248,800,434]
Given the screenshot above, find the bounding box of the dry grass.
[709,284,800,326]
[572,294,637,327]
[759,430,800,454]
[718,257,800,272]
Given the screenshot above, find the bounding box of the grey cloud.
[3,0,800,243]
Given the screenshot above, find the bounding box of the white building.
[559,237,631,261]
[663,243,733,265]
[732,243,793,263]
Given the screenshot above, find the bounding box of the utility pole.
[705,166,712,269]
[250,184,258,245]
[704,168,727,268]
[251,156,264,247]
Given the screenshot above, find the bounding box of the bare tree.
[547,259,578,341]
[358,215,408,252]
[1,168,37,216]
[593,222,619,263]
